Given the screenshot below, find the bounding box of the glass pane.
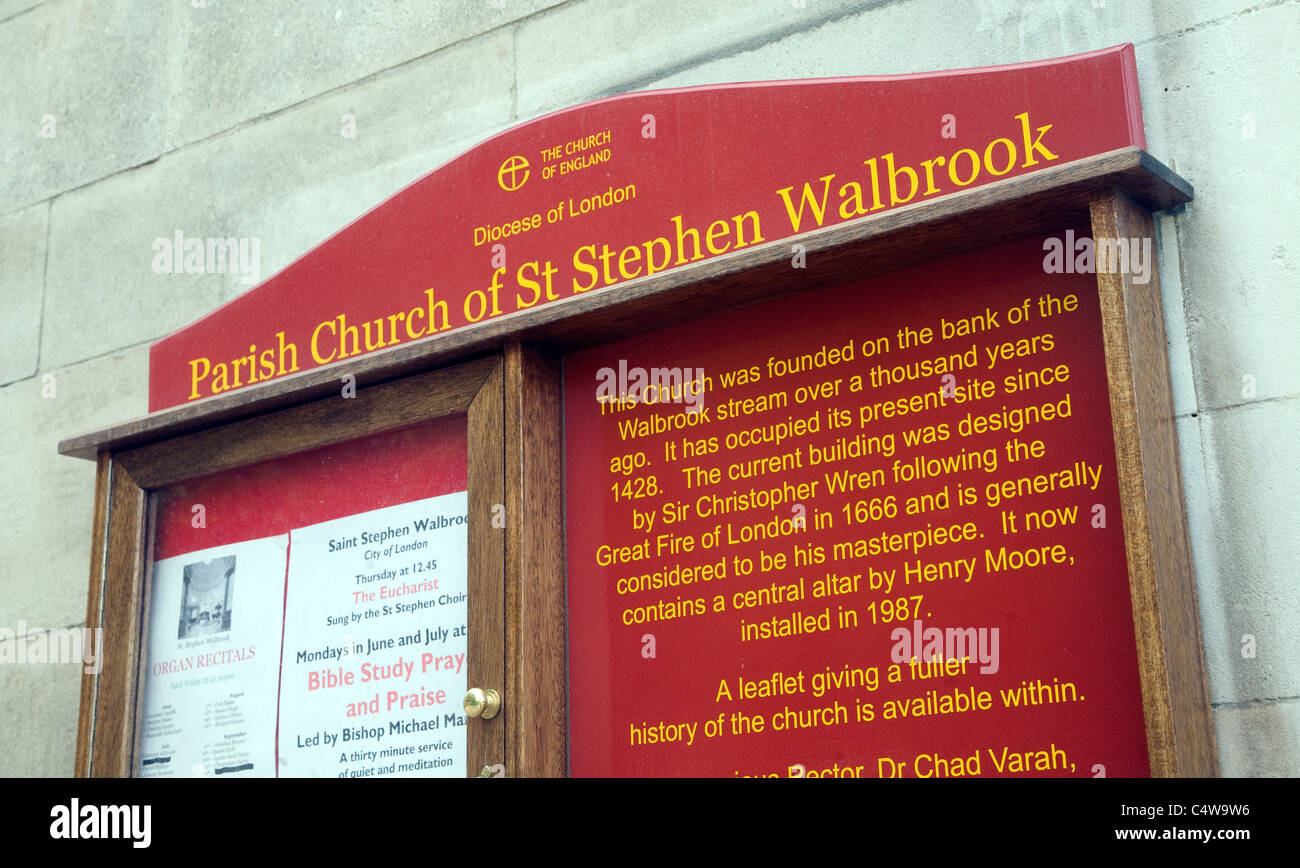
[136,416,470,778]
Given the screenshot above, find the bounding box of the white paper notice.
[137,535,288,777]
[277,491,468,778]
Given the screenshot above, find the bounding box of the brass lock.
[463,687,502,720]
[476,764,504,778]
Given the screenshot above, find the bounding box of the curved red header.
[149,45,1145,411]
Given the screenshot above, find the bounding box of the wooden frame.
[1092,191,1217,776]
[62,149,1215,776]
[504,345,567,776]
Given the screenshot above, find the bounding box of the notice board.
[61,45,1213,779]
[565,233,1149,777]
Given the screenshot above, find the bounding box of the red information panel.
[565,234,1149,778]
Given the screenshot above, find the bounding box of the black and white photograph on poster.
[136,536,288,778]
[278,490,469,778]
[177,555,235,639]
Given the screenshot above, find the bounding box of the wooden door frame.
[74,357,509,777]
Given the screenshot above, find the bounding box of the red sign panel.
[149,46,1144,411]
[153,417,467,562]
[564,235,1149,777]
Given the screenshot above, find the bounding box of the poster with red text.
[277,492,469,778]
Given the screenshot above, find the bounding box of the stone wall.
[1,0,1294,776]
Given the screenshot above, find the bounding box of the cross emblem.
[497,155,530,191]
